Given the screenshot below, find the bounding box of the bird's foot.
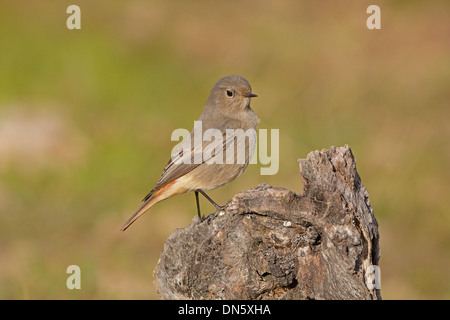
[213,200,231,216]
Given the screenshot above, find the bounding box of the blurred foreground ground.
[0,1,448,299]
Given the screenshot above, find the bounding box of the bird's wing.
[141,118,244,202]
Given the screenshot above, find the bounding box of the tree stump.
[154,145,381,300]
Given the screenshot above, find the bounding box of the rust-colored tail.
[120,180,180,231]
[120,193,160,231]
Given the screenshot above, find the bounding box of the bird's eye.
[226,89,234,97]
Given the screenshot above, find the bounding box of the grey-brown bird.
[121,75,259,231]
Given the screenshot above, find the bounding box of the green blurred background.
[0,0,448,299]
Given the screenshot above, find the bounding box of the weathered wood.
[154,145,381,300]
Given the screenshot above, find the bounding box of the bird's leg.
[197,189,225,212]
[194,191,205,222]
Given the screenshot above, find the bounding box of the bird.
[120,75,259,231]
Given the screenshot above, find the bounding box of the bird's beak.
[244,92,258,98]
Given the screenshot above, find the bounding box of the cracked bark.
[154,145,381,300]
